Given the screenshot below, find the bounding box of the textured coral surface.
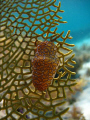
[0,0,76,119]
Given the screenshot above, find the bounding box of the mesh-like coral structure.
[0,0,76,119]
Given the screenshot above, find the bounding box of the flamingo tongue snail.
[32,41,59,91]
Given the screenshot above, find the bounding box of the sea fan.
[0,0,76,119]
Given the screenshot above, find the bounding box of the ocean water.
[57,0,90,46]
[58,1,90,119]
[3,0,90,46]
[1,1,90,119]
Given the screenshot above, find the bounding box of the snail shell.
[32,41,59,91]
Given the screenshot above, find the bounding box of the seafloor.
[63,37,90,120]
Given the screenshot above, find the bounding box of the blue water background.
[56,0,90,46]
[2,0,90,46]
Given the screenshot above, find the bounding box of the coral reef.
[66,44,90,120]
[0,0,76,119]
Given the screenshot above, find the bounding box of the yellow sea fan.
[0,0,76,119]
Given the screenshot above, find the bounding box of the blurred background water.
[1,0,90,119]
[57,0,90,119]
[57,0,90,46]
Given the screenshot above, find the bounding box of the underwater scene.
[60,0,90,120]
[0,0,90,120]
